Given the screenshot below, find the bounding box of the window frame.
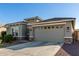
[48,26,50,29]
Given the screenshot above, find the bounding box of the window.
[48,26,50,29]
[15,32,18,36]
[67,27,70,30]
[12,32,15,36]
[66,27,70,32]
[12,28,14,36]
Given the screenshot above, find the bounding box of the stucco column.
[64,21,73,44]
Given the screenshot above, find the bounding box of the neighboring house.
[0,25,6,36]
[74,29,79,41]
[5,16,76,44]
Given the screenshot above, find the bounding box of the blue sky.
[0,3,79,29]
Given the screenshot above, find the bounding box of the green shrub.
[0,37,2,39]
[3,34,14,43]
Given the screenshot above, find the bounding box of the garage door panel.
[34,26,64,43]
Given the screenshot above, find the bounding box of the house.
[74,29,79,41]
[5,16,76,44]
[0,25,6,36]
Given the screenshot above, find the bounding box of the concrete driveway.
[0,42,63,56]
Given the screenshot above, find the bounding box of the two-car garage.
[34,25,65,44]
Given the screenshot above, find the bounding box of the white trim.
[32,19,75,25]
[5,23,27,27]
[64,37,72,38]
[32,22,66,27]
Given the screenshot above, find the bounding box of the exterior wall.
[64,21,73,37]
[64,21,73,44]
[0,27,6,36]
[33,20,74,44]
[77,32,79,40]
[6,24,27,40]
[74,31,79,41]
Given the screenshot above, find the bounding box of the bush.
[3,34,14,43]
[0,37,2,39]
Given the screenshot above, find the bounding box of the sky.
[0,3,79,29]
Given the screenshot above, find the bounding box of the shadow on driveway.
[5,42,62,50]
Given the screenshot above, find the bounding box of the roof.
[5,21,27,26]
[43,17,76,22]
[24,16,42,21]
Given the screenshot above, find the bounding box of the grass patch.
[0,44,3,48]
[0,40,2,43]
[0,40,3,48]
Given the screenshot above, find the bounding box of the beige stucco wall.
[0,27,6,36]
[33,20,74,43]
[64,21,73,38]
[77,32,79,40]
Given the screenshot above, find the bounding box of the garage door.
[34,25,64,43]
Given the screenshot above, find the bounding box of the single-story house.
[5,16,76,44]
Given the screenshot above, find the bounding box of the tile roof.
[43,17,76,22]
[5,21,27,26]
[24,16,42,21]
